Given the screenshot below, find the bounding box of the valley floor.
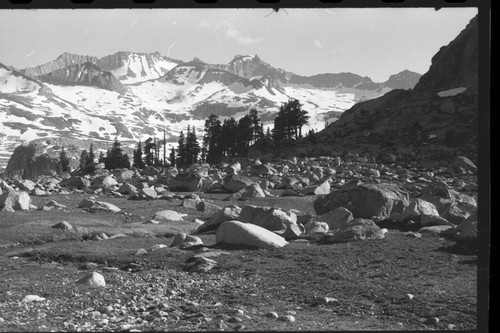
[0,191,482,331]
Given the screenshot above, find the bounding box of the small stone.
[315,296,339,305]
[448,324,456,330]
[278,315,295,322]
[234,324,246,330]
[425,317,440,326]
[405,293,415,301]
[151,244,167,251]
[135,248,147,256]
[264,311,279,318]
[21,295,46,302]
[227,316,243,323]
[51,221,73,230]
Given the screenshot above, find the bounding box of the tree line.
[67,99,309,174]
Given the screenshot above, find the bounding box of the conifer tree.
[143,137,155,166]
[163,130,167,166]
[169,147,176,167]
[185,126,201,165]
[204,114,223,164]
[59,148,70,173]
[98,151,106,164]
[133,140,146,169]
[79,150,88,173]
[176,130,186,167]
[84,143,96,174]
[105,138,129,170]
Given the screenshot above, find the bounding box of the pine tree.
[185,126,201,165]
[133,140,146,169]
[144,137,155,166]
[169,147,176,167]
[59,148,70,173]
[84,143,96,174]
[163,130,167,166]
[79,150,88,173]
[236,115,253,156]
[204,114,223,164]
[176,130,186,167]
[105,138,129,170]
[98,151,106,164]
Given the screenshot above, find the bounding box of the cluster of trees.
[271,99,310,141]
[72,139,131,175]
[201,108,265,164]
[169,125,201,167]
[72,99,310,173]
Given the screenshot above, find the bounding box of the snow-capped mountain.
[97,51,181,84]
[0,51,421,171]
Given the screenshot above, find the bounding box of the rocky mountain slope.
[39,62,126,94]
[269,15,478,165]
[21,53,99,78]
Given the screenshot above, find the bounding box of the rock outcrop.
[22,53,99,78]
[3,142,61,179]
[39,62,126,94]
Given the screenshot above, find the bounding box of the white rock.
[151,244,168,251]
[76,272,106,287]
[153,210,184,222]
[22,295,46,302]
[216,221,288,249]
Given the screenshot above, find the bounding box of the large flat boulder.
[313,183,409,219]
[216,221,288,249]
[78,199,121,213]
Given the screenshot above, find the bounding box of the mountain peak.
[191,57,206,64]
[229,54,258,64]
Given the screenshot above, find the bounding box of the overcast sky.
[0,8,477,82]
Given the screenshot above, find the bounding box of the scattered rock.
[223,174,255,193]
[316,207,354,231]
[216,221,289,249]
[196,205,242,234]
[169,173,203,192]
[78,199,121,213]
[21,295,46,303]
[153,210,184,222]
[170,233,203,248]
[0,190,31,211]
[183,257,217,273]
[238,205,297,232]
[76,272,106,287]
[321,218,385,243]
[51,221,73,230]
[314,183,409,219]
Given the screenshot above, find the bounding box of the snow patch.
[437,87,467,97]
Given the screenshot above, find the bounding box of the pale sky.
[0,8,477,82]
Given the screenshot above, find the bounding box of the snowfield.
[0,59,389,170]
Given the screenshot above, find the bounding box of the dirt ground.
[0,191,486,332]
